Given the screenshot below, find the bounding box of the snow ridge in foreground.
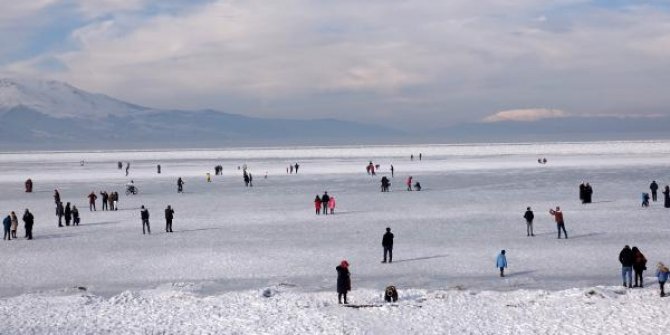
[1,284,668,334]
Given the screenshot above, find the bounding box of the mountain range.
[0,78,400,149]
[1,78,669,150]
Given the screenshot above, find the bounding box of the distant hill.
[0,78,401,150]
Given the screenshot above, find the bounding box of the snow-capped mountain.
[0,78,400,149]
[0,78,149,119]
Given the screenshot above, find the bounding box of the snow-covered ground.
[1,141,670,334]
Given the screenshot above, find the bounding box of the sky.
[1,0,670,127]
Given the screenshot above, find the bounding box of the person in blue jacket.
[657,262,669,297]
[497,250,507,277]
[3,215,11,240]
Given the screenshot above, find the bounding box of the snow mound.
[0,286,667,334]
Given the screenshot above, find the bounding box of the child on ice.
[328,196,336,214]
[497,250,507,277]
[657,262,669,297]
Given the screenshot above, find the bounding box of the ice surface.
[1,140,670,333]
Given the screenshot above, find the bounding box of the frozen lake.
[1,141,670,299]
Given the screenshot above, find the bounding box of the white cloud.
[483,108,569,122]
[3,0,670,126]
[75,0,147,18]
[0,0,57,24]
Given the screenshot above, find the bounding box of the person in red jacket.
[549,206,568,239]
[314,195,322,215]
[406,176,413,191]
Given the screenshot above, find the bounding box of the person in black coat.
[583,183,593,204]
[632,246,647,288]
[321,192,330,215]
[650,181,659,202]
[165,205,174,233]
[579,182,586,203]
[3,215,11,240]
[664,185,670,208]
[380,176,390,192]
[177,178,184,193]
[72,206,80,226]
[619,245,634,288]
[336,260,351,304]
[64,202,72,226]
[56,201,64,227]
[382,227,394,263]
[140,206,151,235]
[523,207,534,236]
[22,209,34,240]
[100,192,109,211]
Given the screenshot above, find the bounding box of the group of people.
[521,206,568,238]
[619,245,648,289]
[335,227,395,304]
[54,190,81,227]
[117,162,130,176]
[313,192,336,215]
[406,176,421,191]
[55,201,80,227]
[579,182,593,204]
[87,191,120,211]
[3,209,34,240]
[616,245,670,298]
[138,205,176,234]
[97,191,120,211]
[641,181,670,207]
[287,163,300,174]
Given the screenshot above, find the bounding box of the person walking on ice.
[321,192,330,215]
[140,206,151,235]
[524,207,534,236]
[620,245,634,288]
[657,262,669,297]
[497,250,507,277]
[406,176,413,191]
[177,177,184,193]
[382,227,394,263]
[336,260,351,304]
[165,205,174,233]
[549,206,568,239]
